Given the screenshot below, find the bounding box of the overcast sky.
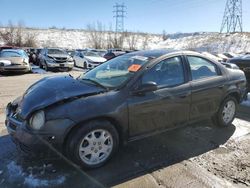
[0,0,249,33]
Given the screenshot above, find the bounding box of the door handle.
[218,85,225,89]
[179,92,191,98]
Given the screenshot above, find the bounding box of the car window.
[142,56,185,87]
[187,56,218,80]
[0,51,23,58]
[48,49,67,55]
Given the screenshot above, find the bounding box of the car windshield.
[48,49,67,55]
[80,54,151,88]
[83,51,100,57]
[0,50,26,58]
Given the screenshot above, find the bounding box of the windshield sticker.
[131,56,148,61]
[128,64,142,72]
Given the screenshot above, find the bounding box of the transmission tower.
[220,0,243,33]
[113,3,126,32]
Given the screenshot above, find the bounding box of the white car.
[201,52,223,62]
[73,51,107,69]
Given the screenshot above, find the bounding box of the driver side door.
[127,56,191,138]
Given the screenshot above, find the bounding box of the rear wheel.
[66,120,119,169]
[213,96,237,127]
[43,62,49,71]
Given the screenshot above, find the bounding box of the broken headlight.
[29,110,45,130]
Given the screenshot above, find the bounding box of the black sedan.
[5,50,247,168]
[227,55,250,93]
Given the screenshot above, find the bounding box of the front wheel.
[66,120,119,169]
[213,96,238,127]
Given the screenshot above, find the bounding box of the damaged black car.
[5,50,247,168]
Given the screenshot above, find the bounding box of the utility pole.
[113,3,126,32]
[220,0,243,33]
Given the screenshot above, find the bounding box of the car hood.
[85,56,106,63]
[18,75,106,119]
[0,57,24,65]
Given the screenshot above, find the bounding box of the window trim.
[186,55,222,81]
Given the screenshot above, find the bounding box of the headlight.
[29,110,45,130]
[68,57,73,62]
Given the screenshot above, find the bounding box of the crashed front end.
[5,75,105,154]
[5,100,74,154]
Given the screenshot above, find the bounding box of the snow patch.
[241,93,250,107]
[24,175,65,187]
[7,161,24,179]
[6,161,66,187]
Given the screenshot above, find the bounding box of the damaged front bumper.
[5,103,74,154]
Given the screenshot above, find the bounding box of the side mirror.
[79,54,84,58]
[133,81,157,95]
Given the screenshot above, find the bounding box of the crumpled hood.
[47,54,69,59]
[18,75,105,119]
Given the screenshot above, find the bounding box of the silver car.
[0,49,31,73]
[38,48,74,71]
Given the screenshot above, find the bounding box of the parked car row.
[25,47,134,72]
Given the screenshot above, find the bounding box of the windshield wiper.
[79,78,108,90]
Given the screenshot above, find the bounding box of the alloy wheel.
[78,129,113,165]
[222,100,236,124]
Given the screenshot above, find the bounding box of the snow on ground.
[1,27,250,53]
[6,161,66,188]
[154,32,250,53]
[241,93,250,107]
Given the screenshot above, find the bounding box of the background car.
[217,53,229,62]
[73,50,106,69]
[31,48,42,65]
[103,49,126,60]
[0,49,31,73]
[66,49,76,57]
[202,52,223,62]
[38,48,74,71]
[227,54,250,94]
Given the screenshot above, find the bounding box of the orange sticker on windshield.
[128,64,141,72]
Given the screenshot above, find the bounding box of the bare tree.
[86,22,106,49]
[162,30,168,41]
[0,21,37,47]
[124,31,139,50]
[141,33,150,50]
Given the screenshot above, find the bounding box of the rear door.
[186,56,226,121]
[128,56,191,138]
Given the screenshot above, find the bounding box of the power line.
[220,0,243,33]
[113,3,126,32]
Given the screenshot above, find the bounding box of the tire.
[39,61,43,68]
[65,120,119,169]
[84,61,87,69]
[43,61,50,72]
[213,96,238,127]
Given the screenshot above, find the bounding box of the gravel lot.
[0,67,250,188]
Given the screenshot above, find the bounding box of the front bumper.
[0,64,30,72]
[47,61,74,69]
[5,103,72,154]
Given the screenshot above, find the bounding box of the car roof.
[126,49,202,59]
[1,49,24,53]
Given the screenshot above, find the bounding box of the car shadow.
[0,120,235,188]
[86,120,235,187]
